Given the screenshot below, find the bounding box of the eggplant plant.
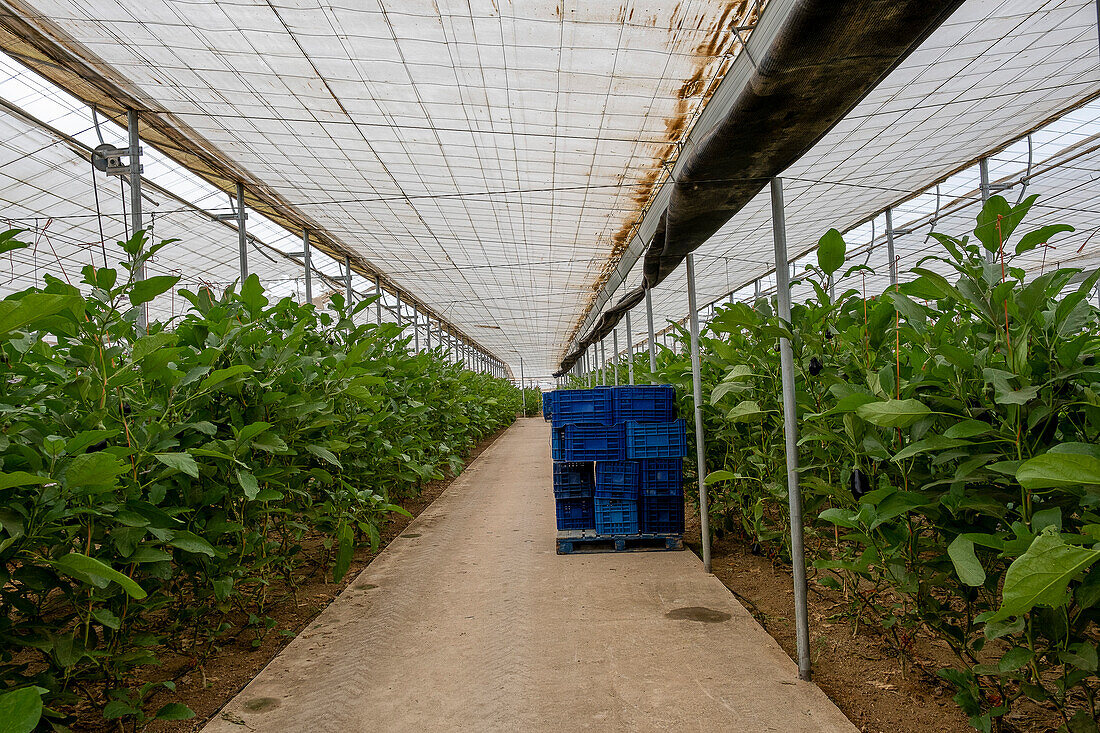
[0,232,523,731]
[634,196,1100,732]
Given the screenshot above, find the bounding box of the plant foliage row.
[0,233,525,731]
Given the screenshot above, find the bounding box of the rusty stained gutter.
[565,0,767,357]
[0,0,509,368]
[556,0,967,375]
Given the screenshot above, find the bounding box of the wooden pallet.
[556,530,683,555]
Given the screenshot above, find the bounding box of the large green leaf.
[167,530,217,557]
[855,399,931,428]
[53,553,146,599]
[199,364,253,390]
[726,400,766,423]
[129,275,180,306]
[1015,224,1074,255]
[0,293,82,336]
[64,453,125,489]
[0,687,42,733]
[816,228,846,275]
[154,452,200,478]
[987,529,1100,622]
[948,535,986,587]
[1016,451,1100,490]
[0,471,50,491]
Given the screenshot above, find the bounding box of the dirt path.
[201,418,856,732]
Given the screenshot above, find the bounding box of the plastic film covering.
[571,0,1100,374]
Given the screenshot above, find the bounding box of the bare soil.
[67,427,508,733]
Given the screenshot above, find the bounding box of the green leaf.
[0,687,43,733]
[943,420,993,440]
[155,452,200,479]
[199,364,253,391]
[705,470,736,484]
[236,421,272,446]
[988,529,1100,622]
[305,444,342,468]
[167,530,217,557]
[1017,451,1100,490]
[91,607,121,630]
[65,452,125,489]
[892,436,969,462]
[948,535,986,587]
[53,553,146,599]
[131,331,177,361]
[856,399,931,428]
[998,646,1034,674]
[0,293,82,336]
[129,275,180,306]
[237,470,259,500]
[726,399,766,423]
[1015,224,1074,255]
[0,471,50,491]
[240,274,269,314]
[155,703,195,721]
[816,228,846,275]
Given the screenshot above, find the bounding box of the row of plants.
[0,232,525,732]
[571,196,1100,731]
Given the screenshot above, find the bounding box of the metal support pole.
[612,328,620,386]
[625,310,635,385]
[770,177,812,682]
[885,208,898,286]
[979,158,995,264]
[375,275,382,324]
[600,340,606,386]
[686,253,711,575]
[426,315,432,350]
[344,256,352,310]
[645,288,657,373]
[520,358,526,414]
[396,294,403,327]
[236,181,248,280]
[303,230,312,305]
[127,110,146,329]
[413,304,420,352]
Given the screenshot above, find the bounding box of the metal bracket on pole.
[303,230,312,305]
[686,253,711,574]
[228,182,248,280]
[770,177,812,682]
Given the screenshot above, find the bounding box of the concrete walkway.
[203,419,857,733]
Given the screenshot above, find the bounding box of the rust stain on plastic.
[566,0,762,351]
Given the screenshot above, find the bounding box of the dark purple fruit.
[86,439,109,453]
[850,468,870,500]
[121,403,132,416]
[824,329,833,341]
[808,357,823,376]
[750,541,763,556]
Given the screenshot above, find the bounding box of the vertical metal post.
[612,328,620,387]
[303,230,312,305]
[645,288,657,373]
[588,349,594,388]
[426,315,432,350]
[770,177,812,682]
[885,208,898,286]
[413,304,420,352]
[344,256,353,309]
[686,253,711,575]
[979,158,995,264]
[236,181,248,280]
[625,310,635,385]
[520,358,526,415]
[375,275,382,324]
[396,293,403,327]
[127,110,146,329]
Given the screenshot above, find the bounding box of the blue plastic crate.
[594,460,640,500]
[641,458,683,496]
[611,385,677,424]
[557,423,625,462]
[594,498,639,535]
[642,494,684,534]
[553,461,594,499]
[625,419,687,459]
[542,391,555,421]
[551,388,613,428]
[551,427,563,461]
[556,498,595,531]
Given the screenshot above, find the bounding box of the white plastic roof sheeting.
[622,0,1100,356]
[0,0,762,369]
[0,0,1096,373]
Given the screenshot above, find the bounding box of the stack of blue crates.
[547,384,685,536]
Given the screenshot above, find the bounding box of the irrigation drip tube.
[555,0,964,377]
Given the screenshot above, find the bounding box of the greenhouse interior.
[1,0,1100,731]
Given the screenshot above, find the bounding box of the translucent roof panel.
[10,0,765,371]
[609,0,1100,354]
